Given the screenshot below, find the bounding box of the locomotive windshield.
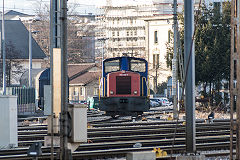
[104,59,120,73]
[130,59,146,72]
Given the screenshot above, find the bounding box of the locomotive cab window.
[130,59,146,72]
[104,59,120,73]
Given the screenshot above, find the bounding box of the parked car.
[79,100,87,105]
[150,98,161,107]
[159,98,171,106]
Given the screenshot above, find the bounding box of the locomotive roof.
[103,56,147,62]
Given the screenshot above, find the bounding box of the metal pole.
[172,0,178,119]
[29,23,32,87]
[2,0,6,95]
[50,0,59,159]
[184,0,196,153]
[60,0,70,159]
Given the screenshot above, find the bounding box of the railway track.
[1,118,232,159]
[17,122,230,140]
[0,137,233,159]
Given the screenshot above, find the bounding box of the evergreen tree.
[165,2,231,104]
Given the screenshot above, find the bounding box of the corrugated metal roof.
[0,20,46,59]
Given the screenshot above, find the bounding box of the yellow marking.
[103,77,105,96]
[153,148,168,158]
[167,115,173,121]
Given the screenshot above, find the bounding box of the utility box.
[68,104,87,143]
[0,95,18,148]
[44,85,51,116]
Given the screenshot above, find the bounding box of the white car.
[160,98,171,106]
[150,99,161,107]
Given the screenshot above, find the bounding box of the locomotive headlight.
[134,90,138,95]
[110,90,114,95]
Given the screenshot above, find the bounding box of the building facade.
[97,0,227,93]
[98,0,184,92]
[0,20,46,86]
[68,63,101,102]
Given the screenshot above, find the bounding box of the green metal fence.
[10,87,36,115]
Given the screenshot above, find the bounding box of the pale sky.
[0,0,154,15]
[0,0,106,15]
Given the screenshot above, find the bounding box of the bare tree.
[0,41,24,86]
[28,1,96,65]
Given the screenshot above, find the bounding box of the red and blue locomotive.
[99,56,150,116]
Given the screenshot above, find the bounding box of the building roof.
[5,10,31,16]
[70,71,101,85]
[68,63,101,85]
[68,63,96,79]
[0,20,46,59]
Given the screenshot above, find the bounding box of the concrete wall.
[0,95,18,149]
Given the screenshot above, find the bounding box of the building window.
[131,31,133,36]
[134,30,137,36]
[80,87,84,96]
[153,54,160,69]
[156,54,159,68]
[117,31,119,36]
[130,19,133,24]
[73,87,78,96]
[234,25,237,52]
[154,31,158,44]
[127,31,129,36]
[234,60,237,80]
[153,55,155,69]
[94,88,99,95]
[112,31,115,37]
